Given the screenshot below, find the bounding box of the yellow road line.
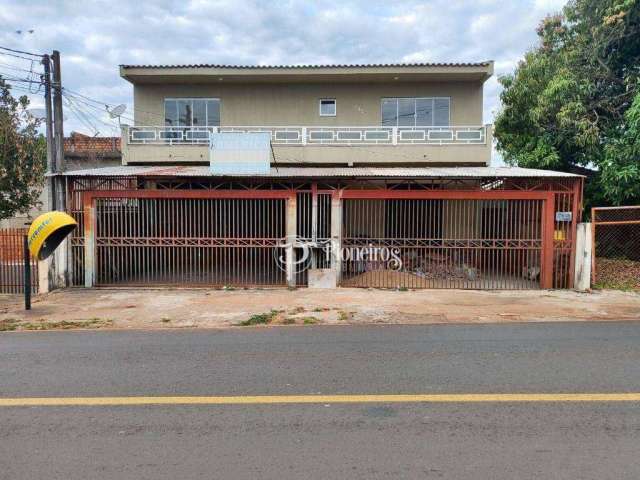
[1,393,640,407]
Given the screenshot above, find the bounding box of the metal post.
[23,235,31,310]
[330,191,342,285]
[83,195,96,287]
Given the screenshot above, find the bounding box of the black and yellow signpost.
[25,212,77,310]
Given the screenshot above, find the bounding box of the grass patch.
[238,309,283,326]
[397,286,409,292]
[302,317,319,325]
[19,318,112,331]
[593,280,638,291]
[282,317,296,325]
[337,310,351,321]
[0,319,19,331]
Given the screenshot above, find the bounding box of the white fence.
[126,125,487,146]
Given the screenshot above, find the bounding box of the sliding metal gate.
[340,196,548,289]
[93,196,287,287]
[0,228,38,294]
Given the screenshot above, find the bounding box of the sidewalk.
[2,287,640,331]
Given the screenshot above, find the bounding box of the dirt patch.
[1,287,639,331]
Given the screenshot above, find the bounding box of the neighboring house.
[64,132,122,170]
[58,63,583,290]
[0,132,121,229]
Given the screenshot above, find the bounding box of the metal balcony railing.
[126,125,487,146]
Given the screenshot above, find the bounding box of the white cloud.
[0,0,569,145]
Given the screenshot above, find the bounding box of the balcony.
[121,125,492,166]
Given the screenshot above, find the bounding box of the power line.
[63,94,121,135]
[62,87,167,123]
[0,45,44,58]
[64,96,100,135]
[0,61,43,75]
[63,91,134,123]
[0,74,45,94]
[0,50,39,62]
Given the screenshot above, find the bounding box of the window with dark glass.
[380,98,450,126]
[164,98,221,127]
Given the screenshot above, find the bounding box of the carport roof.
[59,166,582,178]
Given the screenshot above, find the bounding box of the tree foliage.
[0,77,47,221]
[494,0,640,207]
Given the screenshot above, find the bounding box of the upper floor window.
[164,98,220,127]
[381,97,450,127]
[319,99,336,116]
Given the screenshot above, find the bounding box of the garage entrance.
[340,191,553,289]
[92,194,288,287]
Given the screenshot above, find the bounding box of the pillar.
[285,194,297,287]
[573,222,592,291]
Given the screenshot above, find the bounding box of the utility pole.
[41,54,55,209]
[52,50,64,176]
[51,50,66,212]
[51,50,68,287]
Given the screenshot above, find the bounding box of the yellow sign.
[27,211,77,260]
[554,229,566,241]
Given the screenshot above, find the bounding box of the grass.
[0,319,18,331]
[593,280,638,291]
[238,309,283,326]
[282,317,296,325]
[337,310,351,321]
[397,286,409,292]
[302,317,319,325]
[0,318,113,331]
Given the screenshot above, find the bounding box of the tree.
[494,0,640,209]
[0,76,47,221]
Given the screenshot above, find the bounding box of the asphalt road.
[1,322,640,479]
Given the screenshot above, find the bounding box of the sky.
[0,0,568,164]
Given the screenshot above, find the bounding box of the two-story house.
[60,62,583,290]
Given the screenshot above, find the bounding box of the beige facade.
[132,81,484,126]
[120,63,494,166]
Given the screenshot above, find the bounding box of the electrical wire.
[63,91,135,124]
[63,95,121,135]
[0,45,43,58]
[0,72,45,94]
[0,61,43,75]
[62,87,167,123]
[0,50,39,62]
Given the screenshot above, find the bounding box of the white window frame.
[164,97,221,127]
[380,97,451,127]
[319,98,337,117]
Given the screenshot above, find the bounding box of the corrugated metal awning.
[58,166,582,179]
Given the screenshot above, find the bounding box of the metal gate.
[92,195,287,287]
[0,228,38,294]
[340,194,549,289]
[592,206,640,290]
